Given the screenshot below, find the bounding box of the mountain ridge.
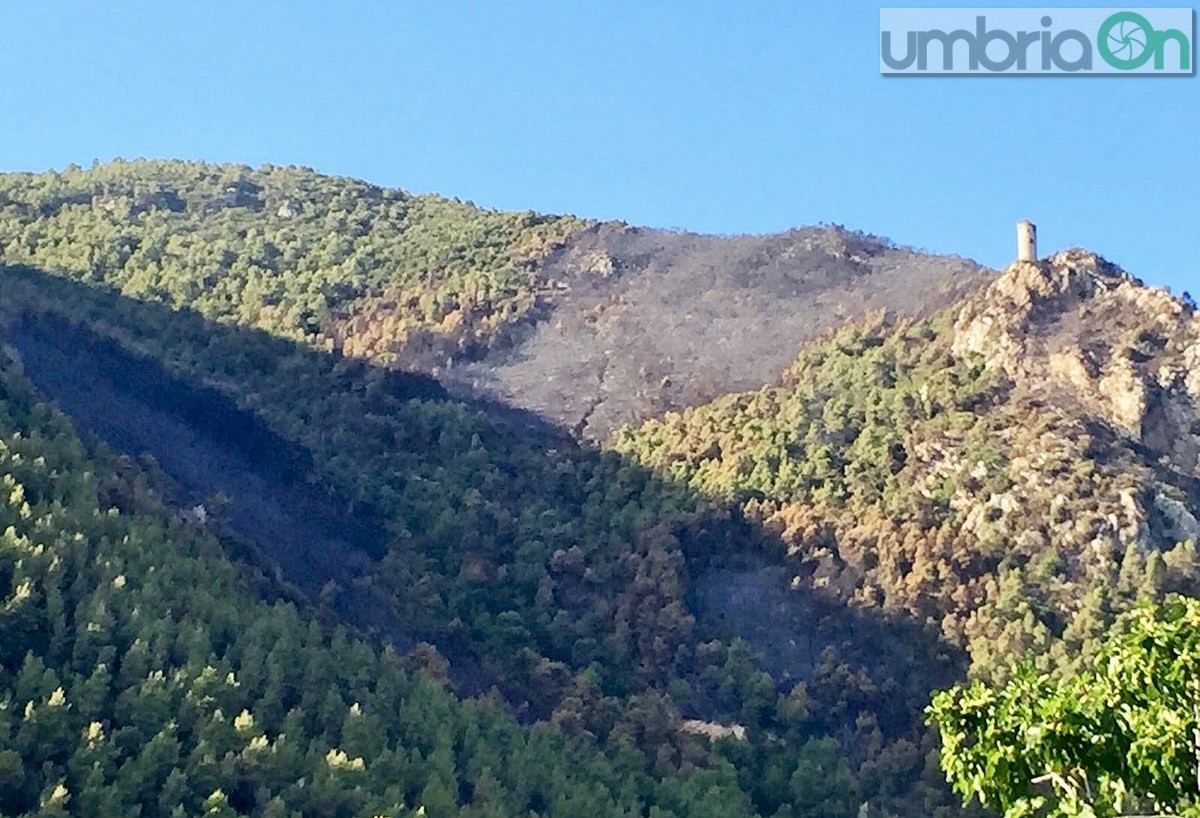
[0,159,1196,818]
[0,160,996,439]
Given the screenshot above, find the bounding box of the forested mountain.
[0,160,991,438]
[0,355,755,818]
[616,251,1200,679]
[0,160,1196,817]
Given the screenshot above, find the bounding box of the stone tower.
[1017,219,1037,262]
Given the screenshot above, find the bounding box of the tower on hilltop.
[1017,219,1037,262]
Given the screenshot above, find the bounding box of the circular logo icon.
[1098,11,1156,69]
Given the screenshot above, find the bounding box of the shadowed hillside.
[0,264,962,818]
[5,312,446,670]
[0,299,771,818]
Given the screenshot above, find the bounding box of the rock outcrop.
[954,249,1200,476]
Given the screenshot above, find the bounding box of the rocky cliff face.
[951,249,1200,551]
[954,249,1200,476]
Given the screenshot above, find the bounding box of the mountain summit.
[956,250,1200,476]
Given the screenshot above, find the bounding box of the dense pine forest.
[1,160,1198,817]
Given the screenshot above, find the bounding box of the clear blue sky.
[1,2,1196,292]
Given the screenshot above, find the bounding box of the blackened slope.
[13,313,316,484]
[442,222,995,438]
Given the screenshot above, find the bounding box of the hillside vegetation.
[616,252,1200,683]
[0,160,992,436]
[0,348,756,818]
[0,159,586,361]
[0,160,1197,818]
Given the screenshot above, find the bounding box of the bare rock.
[952,248,1200,476]
[1154,492,1200,545]
[679,719,747,741]
[1098,356,1147,436]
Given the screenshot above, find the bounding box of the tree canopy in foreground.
[929,596,1200,818]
